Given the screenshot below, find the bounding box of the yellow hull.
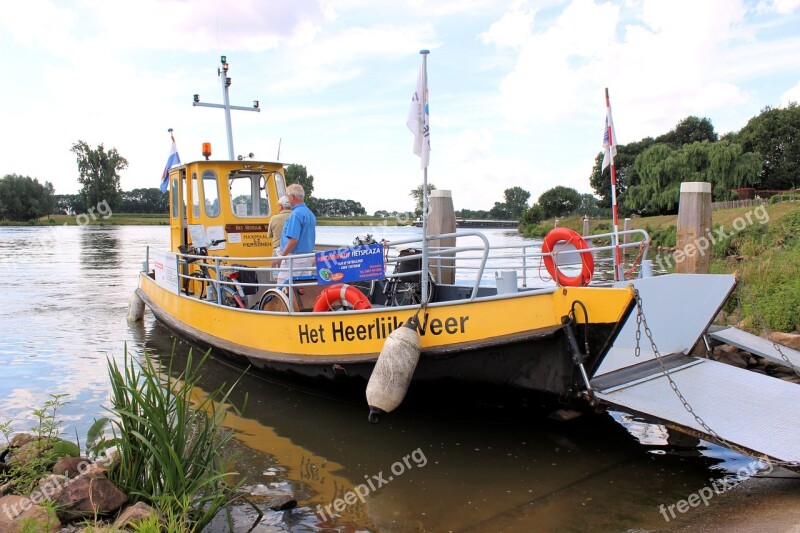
[138,273,635,395]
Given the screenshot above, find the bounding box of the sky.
[2,0,800,215]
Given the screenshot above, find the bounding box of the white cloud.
[480,5,535,48]
[781,81,800,105]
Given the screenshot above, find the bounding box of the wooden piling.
[676,182,712,274]
[427,190,456,284]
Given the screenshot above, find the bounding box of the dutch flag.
[160,129,181,194]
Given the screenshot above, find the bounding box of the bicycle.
[179,241,247,309]
[382,247,436,306]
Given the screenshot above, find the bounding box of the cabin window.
[202,171,220,217]
[229,174,270,218]
[191,172,200,218]
[274,172,287,200]
[170,178,178,218]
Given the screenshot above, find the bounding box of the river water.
[0,225,751,532]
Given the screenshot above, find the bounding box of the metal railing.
[143,227,650,313]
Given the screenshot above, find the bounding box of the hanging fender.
[313,283,372,312]
[542,228,594,287]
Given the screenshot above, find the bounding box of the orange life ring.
[313,283,372,312]
[542,228,594,287]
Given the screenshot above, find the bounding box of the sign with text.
[152,249,180,293]
[315,243,385,285]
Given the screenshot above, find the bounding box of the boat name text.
[298,313,469,344]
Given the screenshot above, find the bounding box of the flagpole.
[420,50,430,303]
[605,88,623,282]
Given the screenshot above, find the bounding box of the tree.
[119,188,170,213]
[55,194,86,215]
[285,163,315,212]
[285,164,315,197]
[577,194,603,217]
[590,116,717,212]
[625,140,761,214]
[521,203,545,225]
[538,186,582,218]
[731,103,800,190]
[456,208,490,219]
[71,141,128,211]
[503,186,531,219]
[489,202,510,220]
[659,116,718,146]
[410,183,436,216]
[0,174,56,221]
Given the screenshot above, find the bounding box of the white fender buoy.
[127,291,145,322]
[365,317,421,423]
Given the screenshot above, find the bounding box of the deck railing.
[144,228,650,312]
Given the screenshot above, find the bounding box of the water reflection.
[140,320,725,532]
[79,226,120,270]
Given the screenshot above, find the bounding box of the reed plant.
[105,348,246,531]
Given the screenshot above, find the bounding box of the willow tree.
[71,141,128,211]
[625,140,761,214]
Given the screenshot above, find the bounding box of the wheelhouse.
[167,159,287,259]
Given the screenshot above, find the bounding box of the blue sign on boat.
[315,243,385,285]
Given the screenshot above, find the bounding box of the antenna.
[192,56,261,160]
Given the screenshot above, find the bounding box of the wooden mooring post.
[427,190,456,284]
[676,182,712,274]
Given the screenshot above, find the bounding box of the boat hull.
[137,273,634,396]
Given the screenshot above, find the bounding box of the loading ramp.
[591,353,800,468]
[708,326,800,370]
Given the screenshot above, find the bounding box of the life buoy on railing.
[542,228,594,287]
[313,283,372,312]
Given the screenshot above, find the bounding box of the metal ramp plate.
[592,356,800,465]
[597,274,737,376]
[709,326,800,370]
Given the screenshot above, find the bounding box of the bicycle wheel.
[187,272,207,299]
[258,289,292,312]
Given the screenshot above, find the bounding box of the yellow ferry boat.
[133,56,648,414]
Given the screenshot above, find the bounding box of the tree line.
[589,104,800,215]
[4,103,797,222]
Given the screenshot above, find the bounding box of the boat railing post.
[287,257,295,312]
[214,257,223,305]
[175,252,181,292]
[143,246,150,274]
[521,245,528,288]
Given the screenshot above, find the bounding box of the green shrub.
[106,348,247,532]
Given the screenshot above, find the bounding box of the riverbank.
[1,214,412,226]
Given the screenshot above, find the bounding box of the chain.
[633,289,725,442]
[634,303,642,358]
[738,279,800,378]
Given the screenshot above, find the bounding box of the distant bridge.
[411,219,519,228]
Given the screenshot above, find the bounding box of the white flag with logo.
[602,106,617,173]
[407,60,430,168]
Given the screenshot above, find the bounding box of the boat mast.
[420,50,430,303]
[192,56,261,160]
